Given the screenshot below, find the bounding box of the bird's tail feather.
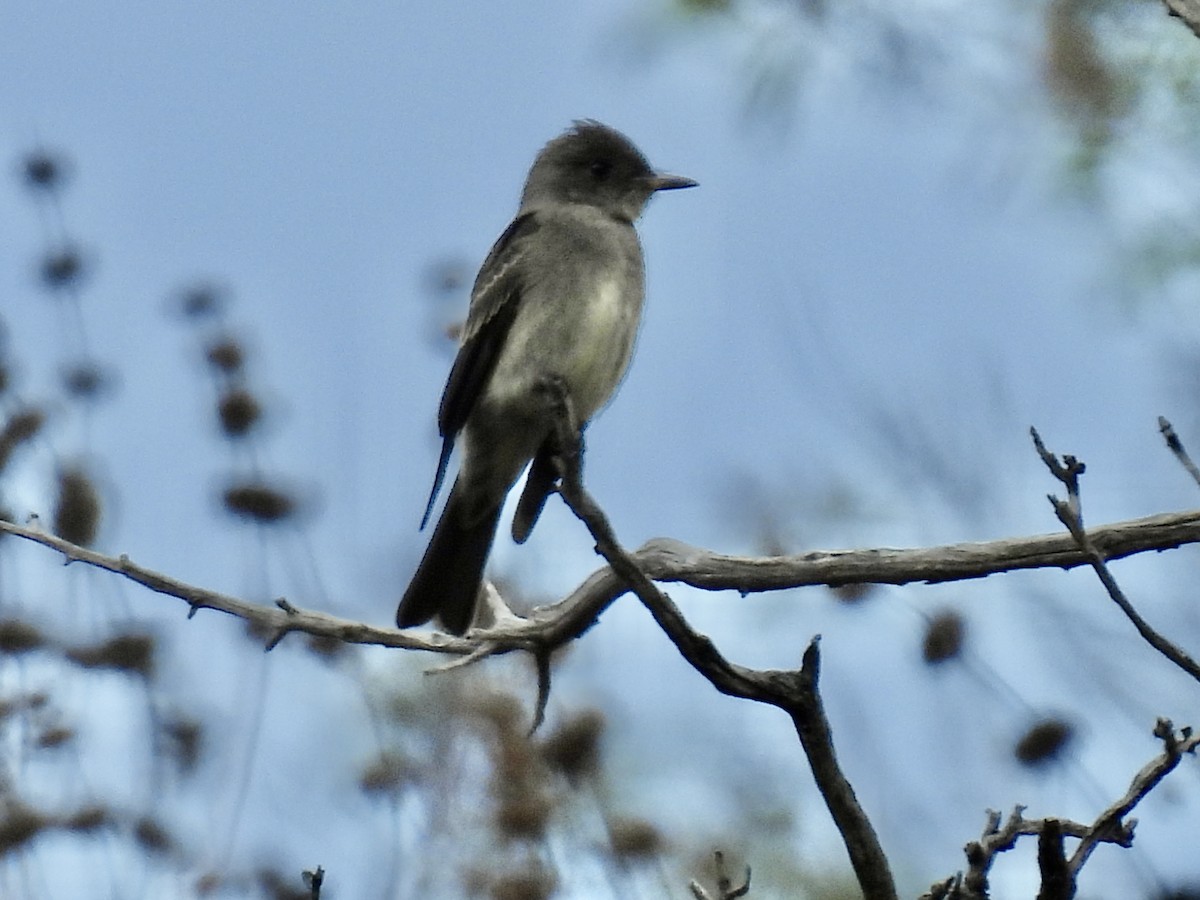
[397,480,501,635]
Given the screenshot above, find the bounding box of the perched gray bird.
[397,121,696,634]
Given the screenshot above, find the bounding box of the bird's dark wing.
[419,212,541,529]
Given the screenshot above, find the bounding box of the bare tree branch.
[1068,717,1199,875]
[532,502,1200,654]
[2,420,1196,899]
[963,807,1028,899]
[0,516,483,655]
[1035,820,1070,900]
[5,501,1200,659]
[689,850,751,900]
[1158,416,1200,488]
[541,382,899,900]
[630,508,1200,590]
[927,720,1200,899]
[1032,427,1200,683]
[302,865,324,900]
[1162,0,1200,39]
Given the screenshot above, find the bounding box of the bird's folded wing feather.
[419,212,542,528]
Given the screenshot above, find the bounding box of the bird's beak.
[647,172,698,192]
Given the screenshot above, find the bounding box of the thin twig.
[1159,416,1200,488]
[530,649,552,735]
[689,850,751,900]
[1068,718,1199,874]
[931,720,1200,898]
[963,807,1024,898]
[1032,428,1200,683]
[302,866,324,899]
[0,516,481,655]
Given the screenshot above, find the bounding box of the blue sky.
[3,1,1200,897]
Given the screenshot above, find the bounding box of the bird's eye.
[589,159,612,180]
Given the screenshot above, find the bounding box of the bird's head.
[520,120,696,221]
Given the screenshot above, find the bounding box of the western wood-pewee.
[397,120,695,634]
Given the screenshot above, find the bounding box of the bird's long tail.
[396,479,501,635]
